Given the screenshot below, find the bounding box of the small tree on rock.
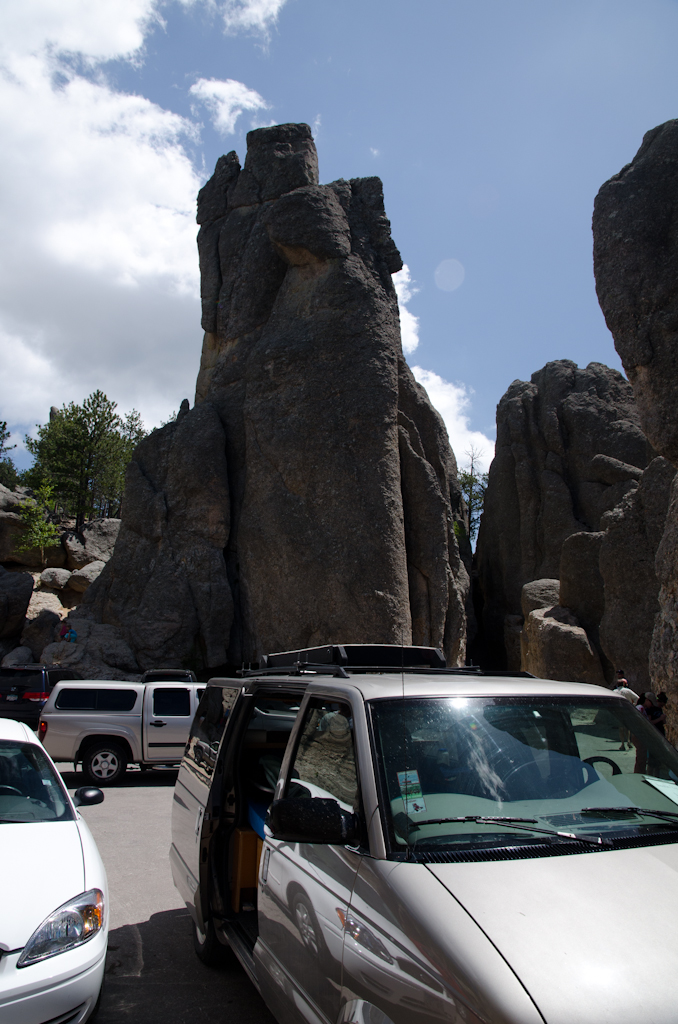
[15,483,61,567]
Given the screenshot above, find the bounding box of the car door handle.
[151,721,167,727]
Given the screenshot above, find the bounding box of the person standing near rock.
[642,692,666,736]
[614,670,639,749]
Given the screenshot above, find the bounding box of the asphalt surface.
[59,766,276,1024]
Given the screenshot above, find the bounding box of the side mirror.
[73,786,104,807]
[267,797,359,845]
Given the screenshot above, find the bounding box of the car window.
[0,671,42,690]
[55,688,138,711]
[370,696,678,854]
[153,687,191,717]
[285,698,358,811]
[0,741,73,822]
[47,671,81,685]
[184,685,240,783]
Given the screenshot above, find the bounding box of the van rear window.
[55,688,138,712]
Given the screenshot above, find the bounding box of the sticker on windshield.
[397,769,427,814]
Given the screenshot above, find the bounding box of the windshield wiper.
[582,806,678,826]
[411,815,609,847]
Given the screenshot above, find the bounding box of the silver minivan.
[170,645,678,1024]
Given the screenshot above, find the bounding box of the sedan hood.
[1,821,84,950]
[429,842,678,1024]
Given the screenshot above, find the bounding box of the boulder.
[0,567,33,639]
[476,359,652,667]
[521,605,606,685]
[87,123,469,672]
[521,579,561,617]
[22,608,62,661]
[40,615,139,679]
[40,568,72,590]
[1,645,33,667]
[0,485,29,512]
[68,560,105,593]
[62,519,120,570]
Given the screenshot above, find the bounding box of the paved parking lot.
[59,767,276,1024]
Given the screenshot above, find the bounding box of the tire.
[82,743,128,786]
[192,917,229,968]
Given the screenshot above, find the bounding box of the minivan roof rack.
[260,644,447,671]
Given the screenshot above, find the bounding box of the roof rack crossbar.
[239,663,350,679]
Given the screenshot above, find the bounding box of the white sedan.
[0,718,108,1024]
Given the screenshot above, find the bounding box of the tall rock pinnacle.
[86,124,470,669]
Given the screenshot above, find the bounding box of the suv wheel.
[192,918,229,968]
[83,743,127,785]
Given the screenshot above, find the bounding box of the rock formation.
[475,359,653,669]
[598,457,675,691]
[85,123,469,672]
[593,119,678,734]
[520,579,606,686]
[0,484,121,665]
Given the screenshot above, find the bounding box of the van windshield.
[0,741,73,822]
[370,696,678,854]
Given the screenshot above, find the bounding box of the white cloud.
[370,147,379,157]
[0,2,278,444]
[220,0,287,33]
[412,367,494,473]
[393,264,420,355]
[190,77,269,135]
[0,0,157,62]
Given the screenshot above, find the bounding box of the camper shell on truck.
[170,643,678,1024]
[39,679,206,783]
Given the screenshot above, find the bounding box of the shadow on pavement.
[59,766,179,790]
[97,908,276,1024]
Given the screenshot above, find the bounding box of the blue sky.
[2,0,678,474]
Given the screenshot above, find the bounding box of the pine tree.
[24,392,147,530]
[458,445,489,542]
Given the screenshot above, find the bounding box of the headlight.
[17,889,104,967]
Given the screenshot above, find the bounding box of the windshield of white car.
[0,741,73,822]
[369,696,678,853]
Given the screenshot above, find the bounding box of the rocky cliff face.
[594,119,678,733]
[86,123,469,671]
[475,359,653,668]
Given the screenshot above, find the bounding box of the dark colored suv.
[0,666,83,728]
